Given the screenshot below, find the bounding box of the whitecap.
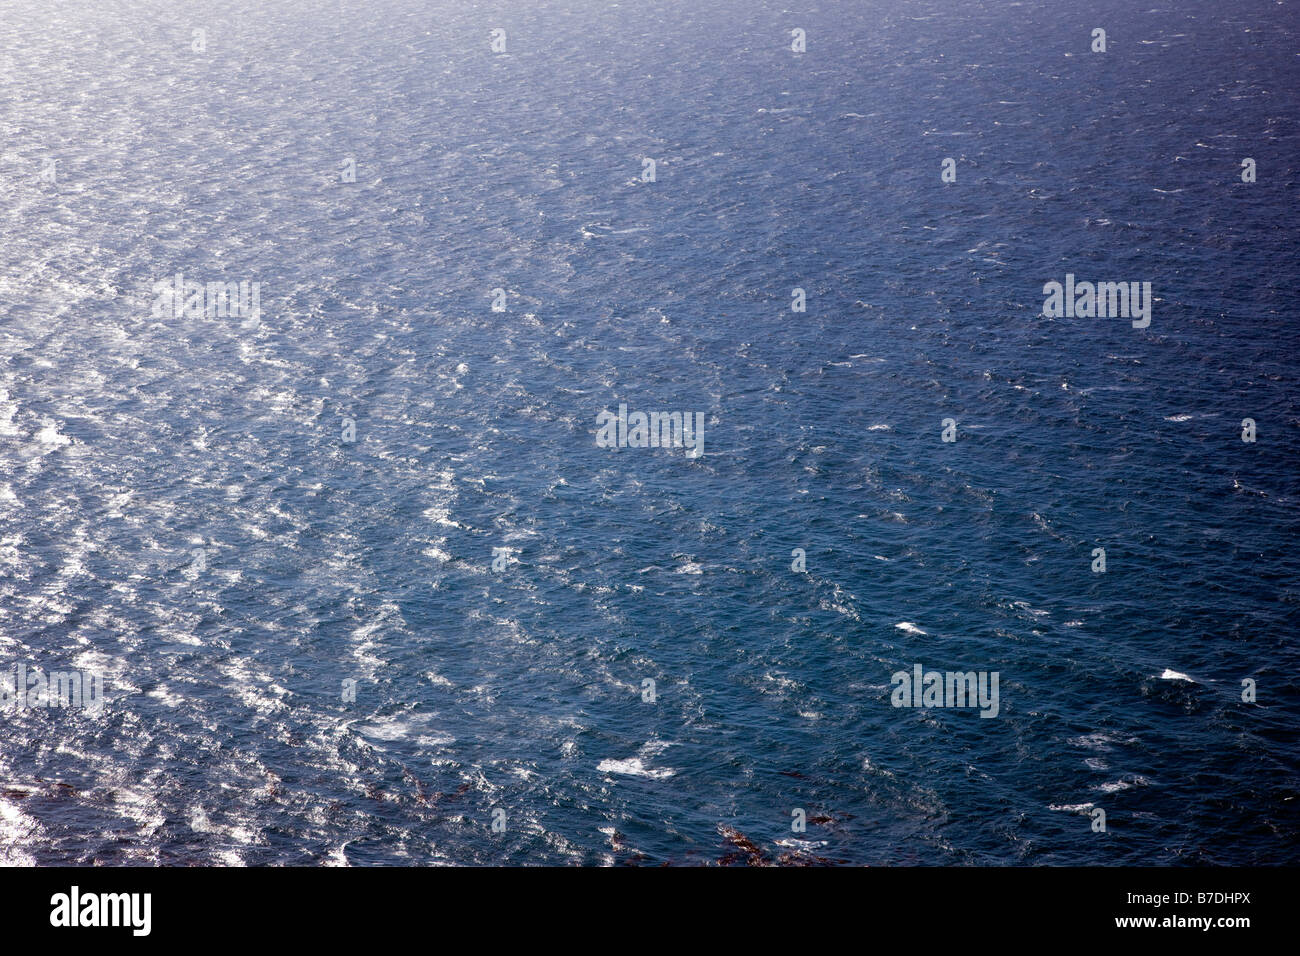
[596,758,675,779]
[0,797,40,866]
[35,423,71,446]
[776,838,828,850]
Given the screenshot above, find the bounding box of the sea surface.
[1,0,1298,865]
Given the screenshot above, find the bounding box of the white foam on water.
[147,685,185,708]
[1067,731,1136,751]
[36,423,71,447]
[596,758,676,779]
[598,740,677,779]
[1094,777,1149,794]
[0,389,19,437]
[324,843,351,867]
[0,797,40,866]
[776,838,828,850]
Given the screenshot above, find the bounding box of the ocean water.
[1,0,1298,865]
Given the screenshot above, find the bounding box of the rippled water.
[1,0,1297,865]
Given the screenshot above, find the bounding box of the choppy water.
[1,0,1298,865]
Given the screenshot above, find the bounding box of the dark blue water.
[1,0,1298,865]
